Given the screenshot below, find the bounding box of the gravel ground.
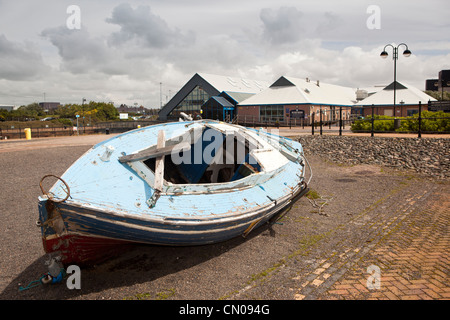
[0,134,447,306]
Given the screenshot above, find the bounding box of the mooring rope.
[307,195,334,217]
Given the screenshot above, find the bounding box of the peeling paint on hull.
[39,182,306,265]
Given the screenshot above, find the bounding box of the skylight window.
[241,79,252,88]
[227,77,238,87]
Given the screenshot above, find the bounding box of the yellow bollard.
[24,128,31,140]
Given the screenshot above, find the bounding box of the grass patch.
[123,288,176,300]
[306,189,321,200]
[289,232,333,258]
[156,288,176,300]
[248,260,286,284]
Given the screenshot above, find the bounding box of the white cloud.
[0,34,48,81]
[106,3,193,49]
[41,27,113,74]
[260,7,305,46]
[0,1,449,108]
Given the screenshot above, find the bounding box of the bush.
[351,115,394,132]
[398,110,450,132]
[55,101,118,122]
[57,118,74,126]
[351,111,450,133]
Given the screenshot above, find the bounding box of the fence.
[235,114,352,130]
[351,102,449,138]
[1,104,448,140]
[236,102,449,138]
[0,120,160,140]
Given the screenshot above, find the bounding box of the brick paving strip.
[228,178,449,300]
[317,189,450,300]
[292,183,449,300]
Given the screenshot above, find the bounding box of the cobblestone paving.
[295,184,450,300]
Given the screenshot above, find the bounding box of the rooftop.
[238,76,358,107]
[356,81,437,106]
[197,73,270,94]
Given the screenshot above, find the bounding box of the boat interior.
[141,126,262,185]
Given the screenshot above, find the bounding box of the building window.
[169,86,210,118]
[407,109,419,117]
[203,99,225,121]
[260,105,284,122]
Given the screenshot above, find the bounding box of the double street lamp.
[380,43,412,118]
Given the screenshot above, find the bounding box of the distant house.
[117,104,152,115]
[237,76,356,125]
[425,69,450,93]
[355,81,437,117]
[426,79,440,91]
[0,105,17,112]
[39,102,61,112]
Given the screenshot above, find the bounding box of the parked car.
[40,117,56,121]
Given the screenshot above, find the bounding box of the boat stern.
[37,197,67,257]
[37,197,133,265]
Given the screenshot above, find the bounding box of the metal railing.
[351,102,449,138]
[0,120,160,140]
[236,102,449,138]
[1,104,448,140]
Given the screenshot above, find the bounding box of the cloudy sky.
[1,0,449,108]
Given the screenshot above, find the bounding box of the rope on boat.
[18,275,46,292]
[19,268,66,292]
[39,174,71,203]
[302,153,313,186]
[19,257,66,292]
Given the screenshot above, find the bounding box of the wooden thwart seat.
[118,141,191,163]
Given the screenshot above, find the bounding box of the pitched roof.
[356,81,437,105]
[220,91,255,104]
[238,76,357,106]
[210,96,234,108]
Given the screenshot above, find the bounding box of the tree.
[5,102,45,120]
[424,90,450,101]
[90,102,119,121]
[54,101,119,122]
[55,104,80,119]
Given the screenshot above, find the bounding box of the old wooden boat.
[37,120,310,265]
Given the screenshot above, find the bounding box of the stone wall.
[297,136,449,179]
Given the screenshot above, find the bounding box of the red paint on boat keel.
[42,234,133,265]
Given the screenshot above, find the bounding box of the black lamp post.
[82,98,86,133]
[380,43,411,118]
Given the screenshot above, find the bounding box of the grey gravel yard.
[0,134,448,302]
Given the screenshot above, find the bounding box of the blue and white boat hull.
[37,120,310,265]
